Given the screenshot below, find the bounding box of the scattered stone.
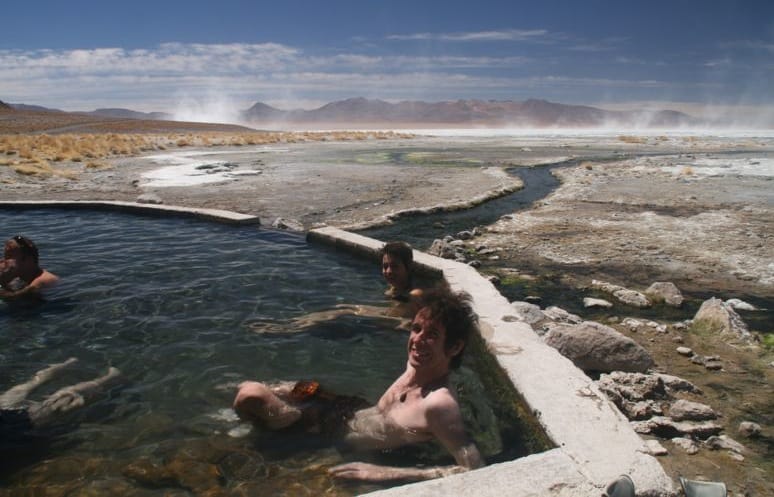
[654,373,702,395]
[507,301,545,325]
[598,371,666,402]
[468,260,482,268]
[136,193,163,204]
[669,399,719,421]
[671,437,700,455]
[737,421,762,438]
[583,297,613,308]
[691,355,706,365]
[672,335,684,343]
[542,306,583,324]
[676,347,693,356]
[622,317,644,332]
[524,295,542,303]
[692,297,757,343]
[591,280,651,308]
[271,217,304,231]
[632,416,723,439]
[704,360,723,371]
[643,439,668,456]
[672,321,688,331]
[704,435,746,454]
[725,298,758,311]
[428,238,467,261]
[545,322,654,373]
[607,316,620,323]
[645,281,684,307]
[456,230,474,240]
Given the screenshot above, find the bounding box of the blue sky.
[1,0,772,122]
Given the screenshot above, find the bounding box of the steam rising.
[172,92,244,125]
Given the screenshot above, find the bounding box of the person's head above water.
[380,241,413,295]
[4,235,39,265]
[1,235,59,298]
[411,288,477,370]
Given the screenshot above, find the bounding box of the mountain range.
[3,97,699,128]
[241,97,697,128]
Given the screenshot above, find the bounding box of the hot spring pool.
[0,209,533,496]
[0,209,416,492]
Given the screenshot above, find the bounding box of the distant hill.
[0,100,11,111]
[241,97,698,128]
[86,108,173,120]
[10,103,64,112]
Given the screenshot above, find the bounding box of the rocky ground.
[1,129,773,495]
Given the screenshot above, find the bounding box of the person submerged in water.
[0,358,121,441]
[234,288,484,482]
[1,235,59,300]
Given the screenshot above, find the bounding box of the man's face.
[382,254,409,291]
[407,307,460,371]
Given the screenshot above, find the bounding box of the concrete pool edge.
[308,226,674,497]
[0,200,261,225]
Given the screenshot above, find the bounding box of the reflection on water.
[0,209,531,496]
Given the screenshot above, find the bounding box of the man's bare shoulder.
[422,386,461,416]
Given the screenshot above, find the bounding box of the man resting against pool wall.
[233,288,485,482]
[1,235,59,300]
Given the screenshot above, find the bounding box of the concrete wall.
[308,226,674,497]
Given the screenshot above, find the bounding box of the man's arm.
[0,271,59,300]
[329,391,484,482]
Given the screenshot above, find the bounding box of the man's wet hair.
[380,241,413,270]
[415,287,478,369]
[11,235,39,264]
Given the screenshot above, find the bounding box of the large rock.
[544,321,654,373]
[692,297,757,343]
[645,282,684,307]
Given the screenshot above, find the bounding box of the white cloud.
[0,40,761,114]
[387,29,549,42]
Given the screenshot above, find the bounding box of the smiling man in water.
[233,288,484,482]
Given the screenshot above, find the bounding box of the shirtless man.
[1,235,59,299]
[233,289,484,482]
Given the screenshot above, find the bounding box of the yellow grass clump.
[617,135,648,144]
[0,130,413,179]
[680,166,694,176]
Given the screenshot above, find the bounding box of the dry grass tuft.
[86,161,111,170]
[617,135,648,144]
[680,166,694,176]
[0,130,413,179]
